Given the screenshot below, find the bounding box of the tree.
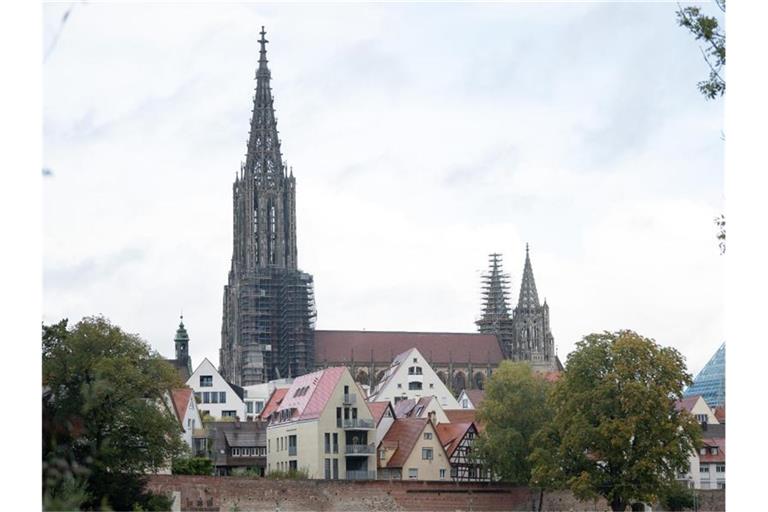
[43,316,186,510]
[658,480,696,511]
[530,331,701,512]
[475,362,554,509]
[676,1,726,100]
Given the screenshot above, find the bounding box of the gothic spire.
[517,244,540,310]
[479,253,511,321]
[245,26,284,177]
[174,314,189,344]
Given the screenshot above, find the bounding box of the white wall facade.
[186,358,246,420]
[370,348,460,410]
[180,394,202,449]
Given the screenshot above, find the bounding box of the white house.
[368,348,460,410]
[167,388,202,449]
[242,379,293,421]
[457,389,485,410]
[186,358,246,420]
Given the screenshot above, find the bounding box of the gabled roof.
[714,406,725,423]
[170,388,193,426]
[223,424,267,448]
[435,422,475,458]
[445,409,483,431]
[380,418,429,468]
[393,398,417,418]
[368,401,394,424]
[315,330,504,365]
[275,367,351,422]
[463,390,485,407]
[675,395,703,413]
[260,388,288,420]
[700,437,725,464]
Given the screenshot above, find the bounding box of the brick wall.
[147,475,724,511]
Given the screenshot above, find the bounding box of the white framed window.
[424,432,432,440]
[700,466,710,473]
[716,465,725,473]
[408,468,418,479]
[422,448,433,460]
[440,469,446,479]
[200,376,213,387]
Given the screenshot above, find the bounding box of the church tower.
[476,253,515,357]
[509,245,556,370]
[220,28,316,386]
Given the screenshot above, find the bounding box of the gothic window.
[269,203,276,264]
[256,137,261,149]
[452,372,466,394]
[266,136,272,150]
[474,372,485,391]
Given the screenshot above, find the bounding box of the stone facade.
[220,28,316,386]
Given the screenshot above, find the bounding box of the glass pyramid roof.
[684,342,725,408]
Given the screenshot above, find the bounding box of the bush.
[172,457,213,476]
[230,467,263,477]
[659,481,695,511]
[266,468,309,480]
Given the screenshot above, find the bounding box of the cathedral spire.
[479,253,511,322]
[245,26,283,176]
[517,244,540,310]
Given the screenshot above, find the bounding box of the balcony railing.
[345,443,376,455]
[343,393,356,405]
[346,470,376,481]
[338,418,375,429]
[288,446,297,456]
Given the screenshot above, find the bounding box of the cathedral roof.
[314,330,504,365]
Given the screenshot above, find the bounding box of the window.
[700,448,707,455]
[247,402,254,414]
[255,401,264,413]
[324,459,331,480]
[695,414,708,424]
[422,448,433,460]
[413,358,417,363]
[408,468,418,479]
[332,458,339,480]
[203,392,210,403]
[332,433,339,454]
[462,399,468,408]
[211,392,219,404]
[232,448,240,456]
[200,376,213,387]
[289,460,297,471]
[717,481,725,489]
[423,432,432,440]
[700,466,710,473]
[222,410,237,418]
[711,447,719,455]
[716,465,725,473]
[439,469,446,479]
[397,383,402,389]
[268,439,271,453]
[429,383,434,389]
[219,391,226,403]
[325,433,331,454]
[409,382,423,390]
[379,449,386,460]
[415,406,425,416]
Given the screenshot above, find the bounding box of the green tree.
[172,457,213,476]
[43,316,186,510]
[530,331,701,512]
[658,480,696,511]
[676,1,726,100]
[475,362,554,509]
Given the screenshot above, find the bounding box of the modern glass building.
[684,343,725,408]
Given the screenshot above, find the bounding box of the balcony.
[288,446,297,456]
[343,393,356,405]
[338,418,375,429]
[345,443,375,455]
[346,470,376,481]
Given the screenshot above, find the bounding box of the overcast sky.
[42,2,724,377]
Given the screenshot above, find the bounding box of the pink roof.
[368,401,393,425]
[170,388,192,426]
[675,395,702,413]
[700,437,725,463]
[315,330,504,365]
[260,388,288,420]
[277,367,354,421]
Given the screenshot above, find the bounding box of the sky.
[42,2,725,377]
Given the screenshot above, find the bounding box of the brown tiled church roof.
[315,330,504,365]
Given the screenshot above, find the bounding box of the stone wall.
[146,475,724,511]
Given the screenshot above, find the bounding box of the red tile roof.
[714,406,725,423]
[170,388,192,427]
[435,422,474,458]
[464,390,485,407]
[380,418,429,468]
[260,388,288,420]
[444,409,484,431]
[675,395,702,413]
[368,401,393,425]
[315,330,504,365]
[700,437,725,463]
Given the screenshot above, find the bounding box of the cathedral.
[219,29,559,389]
[219,28,316,386]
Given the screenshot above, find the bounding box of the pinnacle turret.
[517,243,540,311]
[479,253,512,322]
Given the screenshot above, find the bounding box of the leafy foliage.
[172,457,213,476]
[676,1,726,100]
[530,331,701,512]
[266,468,309,480]
[475,361,553,484]
[43,316,187,510]
[659,481,696,511]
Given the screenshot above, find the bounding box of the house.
[167,388,202,450]
[393,396,449,425]
[368,401,396,445]
[242,378,293,421]
[457,389,485,410]
[377,418,452,481]
[368,347,461,409]
[186,358,246,420]
[675,395,720,427]
[698,436,725,490]
[266,367,377,480]
[195,420,268,476]
[435,421,489,482]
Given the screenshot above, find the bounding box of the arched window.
[474,372,485,391]
[268,202,276,264]
[452,372,466,394]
